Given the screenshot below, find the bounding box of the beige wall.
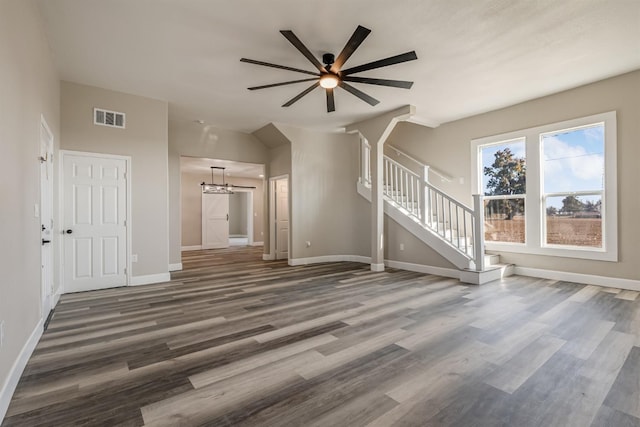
[384,218,455,268]
[181,172,264,247]
[388,70,640,280]
[277,126,370,260]
[0,0,60,416]
[168,121,268,263]
[60,82,169,277]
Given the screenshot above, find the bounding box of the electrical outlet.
[0,320,5,348]
[400,243,405,251]
[131,254,138,262]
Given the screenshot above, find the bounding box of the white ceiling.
[38,0,640,133]
[180,157,265,179]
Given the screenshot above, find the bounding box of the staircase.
[358,139,512,285]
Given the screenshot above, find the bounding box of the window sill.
[485,242,617,262]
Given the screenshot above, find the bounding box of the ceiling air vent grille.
[94,108,126,129]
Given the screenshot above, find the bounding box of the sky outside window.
[542,124,604,197]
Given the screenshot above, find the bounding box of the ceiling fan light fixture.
[320,74,339,89]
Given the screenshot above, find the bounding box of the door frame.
[58,150,132,292]
[269,174,289,261]
[39,115,54,317]
[228,188,254,245]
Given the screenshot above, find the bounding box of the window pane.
[545,195,602,247]
[484,198,525,243]
[481,139,526,196]
[542,124,604,193]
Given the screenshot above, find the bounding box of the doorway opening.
[180,156,264,252]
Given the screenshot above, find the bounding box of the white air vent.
[94,108,126,129]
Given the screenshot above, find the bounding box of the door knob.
[42,239,51,245]
[65,229,73,234]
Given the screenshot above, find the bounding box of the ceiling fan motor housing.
[322,53,335,67]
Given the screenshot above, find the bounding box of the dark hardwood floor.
[3,246,640,426]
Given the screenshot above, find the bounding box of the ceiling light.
[201,166,256,194]
[258,174,264,178]
[319,74,339,89]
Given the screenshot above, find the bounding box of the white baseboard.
[0,319,43,424]
[52,291,61,308]
[262,253,275,261]
[168,263,182,272]
[181,245,202,251]
[514,267,640,292]
[289,255,372,266]
[384,260,460,279]
[129,273,172,286]
[251,241,264,246]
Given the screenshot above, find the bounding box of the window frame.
[471,111,617,262]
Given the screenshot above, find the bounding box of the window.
[471,111,617,261]
[542,124,604,248]
[480,139,526,244]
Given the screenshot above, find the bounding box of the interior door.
[63,153,127,292]
[40,119,54,316]
[275,178,289,260]
[202,193,229,249]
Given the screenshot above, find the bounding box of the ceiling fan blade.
[280,30,326,73]
[330,25,371,73]
[282,82,320,107]
[338,82,379,106]
[342,76,413,89]
[341,51,418,76]
[326,88,335,112]
[248,78,319,90]
[240,58,319,76]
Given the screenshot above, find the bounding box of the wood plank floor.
[4,246,640,426]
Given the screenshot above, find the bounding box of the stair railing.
[361,139,485,270]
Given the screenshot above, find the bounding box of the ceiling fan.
[201,166,256,194]
[240,25,417,113]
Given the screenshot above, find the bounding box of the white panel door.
[202,193,229,249]
[63,154,127,292]
[40,119,54,317]
[275,179,289,260]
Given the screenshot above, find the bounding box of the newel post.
[419,165,429,225]
[472,194,485,271]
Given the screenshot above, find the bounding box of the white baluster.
[472,194,485,271]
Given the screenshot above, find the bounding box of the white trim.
[59,150,132,292]
[251,241,264,246]
[129,273,171,286]
[168,263,182,272]
[514,267,640,292]
[181,245,202,251]
[263,253,275,261]
[370,263,385,272]
[52,291,61,308]
[0,319,43,424]
[289,255,372,266]
[384,260,460,279]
